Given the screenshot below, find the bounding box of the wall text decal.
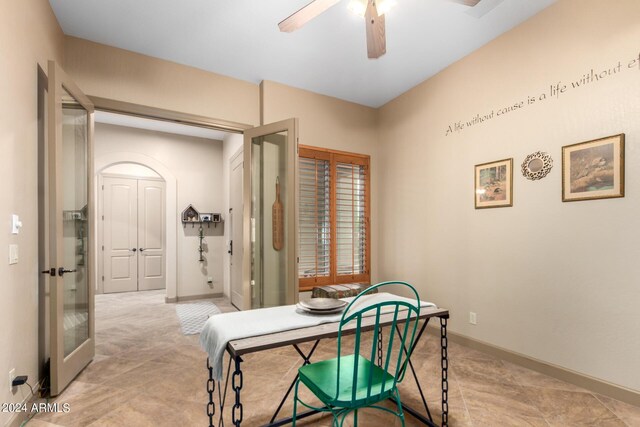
[444,52,640,136]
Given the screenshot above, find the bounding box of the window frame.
[298,145,371,291]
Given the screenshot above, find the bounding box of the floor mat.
[175,301,221,335]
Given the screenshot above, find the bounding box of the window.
[298,146,370,290]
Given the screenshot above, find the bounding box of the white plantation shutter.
[336,162,367,277]
[298,147,370,289]
[298,156,331,282]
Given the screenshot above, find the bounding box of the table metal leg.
[232,356,244,426]
[440,317,449,427]
[395,320,434,424]
[217,356,233,427]
[269,341,320,424]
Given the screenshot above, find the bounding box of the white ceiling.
[95,111,230,140]
[49,0,556,107]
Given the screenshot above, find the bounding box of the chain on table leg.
[232,358,243,426]
[207,359,215,423]
[232,403,243,426]
[232,370,243,391]
[377,327,383,367]
[440,317,449,427]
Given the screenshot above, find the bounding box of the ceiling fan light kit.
[347,0,368,17]
[349,0,396,16]
[279,0,501,59]
[376,0,397,15]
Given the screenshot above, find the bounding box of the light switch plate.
[11,214,22,234]
[9,244,18,264]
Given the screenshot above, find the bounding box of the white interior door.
[103,176,138,293]
[102,176,165,292]
[230,149,244,309]
[138,179,166,290]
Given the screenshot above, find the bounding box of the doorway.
[101,167,166,293]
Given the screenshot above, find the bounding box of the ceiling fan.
[278,0,504,59]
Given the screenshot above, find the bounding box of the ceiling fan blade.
[465,0,504,18]
[448,0,504,18]
[448,0,481,6]
[278,0,341,33]
[365,1,386,59]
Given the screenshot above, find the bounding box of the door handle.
[228,240,233,255]
[139,248,145,252]
[131,248,137,252]
[58,267,77,277]
[41,268,56,276]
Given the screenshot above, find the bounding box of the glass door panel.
[243,120,298,309]
[61,86,89,357]
[47,61,95,396]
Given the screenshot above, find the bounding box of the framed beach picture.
[475,158,513,209]
[562,134,625,202]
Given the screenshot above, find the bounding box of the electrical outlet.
[9,368,15,392]
[469,312,477,325]
[9,244,18,264]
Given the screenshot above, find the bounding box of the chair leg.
[292,379,300,427]
[338,409,350,427]
[394,389,405,427]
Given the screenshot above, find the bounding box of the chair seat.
[299,354,396,408]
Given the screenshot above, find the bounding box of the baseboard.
[165,292,223,303]
[8,409,27,427]
[7,379,45,427]
[426,325,640,407]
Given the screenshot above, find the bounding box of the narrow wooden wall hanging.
[272,177,284,251]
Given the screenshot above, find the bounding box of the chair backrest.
[333,281,421,404]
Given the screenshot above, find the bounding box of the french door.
[243,119,299,309]
[103,176,166,293]
[46,61,95,396]
[229,149,244,309]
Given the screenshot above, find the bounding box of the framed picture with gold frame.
[474,158,513,209]
[562,134,625,202]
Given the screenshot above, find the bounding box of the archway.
[94,152,178,301]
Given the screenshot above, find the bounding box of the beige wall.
[261,81,380,281]
[378,0,640,391]
[0,1,64,424]
[95,123,225,298]
[3,2,638,419]
[63,36,260,127]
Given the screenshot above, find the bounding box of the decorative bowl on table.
[297,298,347,314]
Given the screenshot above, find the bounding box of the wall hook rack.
[181,205,223,261]
[181,204,223,228]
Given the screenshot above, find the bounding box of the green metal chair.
[292,281,421,426]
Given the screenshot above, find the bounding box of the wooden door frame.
[90,98,252,303]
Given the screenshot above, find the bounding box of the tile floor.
[30,290,640,427]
